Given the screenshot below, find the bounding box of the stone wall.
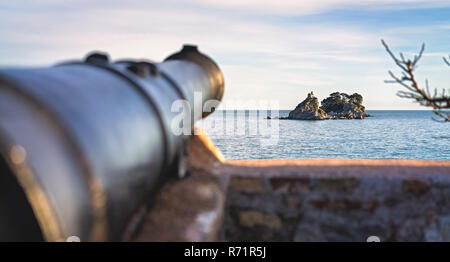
[135,131,450,242]
[221,159,450,242]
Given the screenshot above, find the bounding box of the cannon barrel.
[0,45,224,241]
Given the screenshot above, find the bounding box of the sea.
[196,110,450,160]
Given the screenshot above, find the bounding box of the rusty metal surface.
[0,45,224,241]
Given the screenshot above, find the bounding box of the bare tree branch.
[381,39,450,122]
[444,55,450,66]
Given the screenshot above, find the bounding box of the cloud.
[193,0,450,15]
[0,0,448,110]
[0,3,382,63]
[4,0,450,16]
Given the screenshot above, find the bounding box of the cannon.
[0,45,224,241]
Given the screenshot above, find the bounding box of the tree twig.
[444,55,450,66]
[381,39,450,122]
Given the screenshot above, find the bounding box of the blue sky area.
[1,0,449,109]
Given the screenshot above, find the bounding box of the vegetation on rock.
[321,92,362,113]
[320,92,368,119]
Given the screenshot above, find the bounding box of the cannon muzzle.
[0,45,224,241]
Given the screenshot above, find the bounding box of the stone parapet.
[135,131,450,242]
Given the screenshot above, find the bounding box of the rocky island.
[282,91,370,120]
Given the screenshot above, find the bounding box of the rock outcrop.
[287,92,329,120]
[284,91,370,120]
[321,92,369,119]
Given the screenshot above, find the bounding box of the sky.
[0,0,449,110]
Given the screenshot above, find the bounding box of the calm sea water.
[197,110,450,160]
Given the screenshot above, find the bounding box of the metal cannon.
[0,45,224,241]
